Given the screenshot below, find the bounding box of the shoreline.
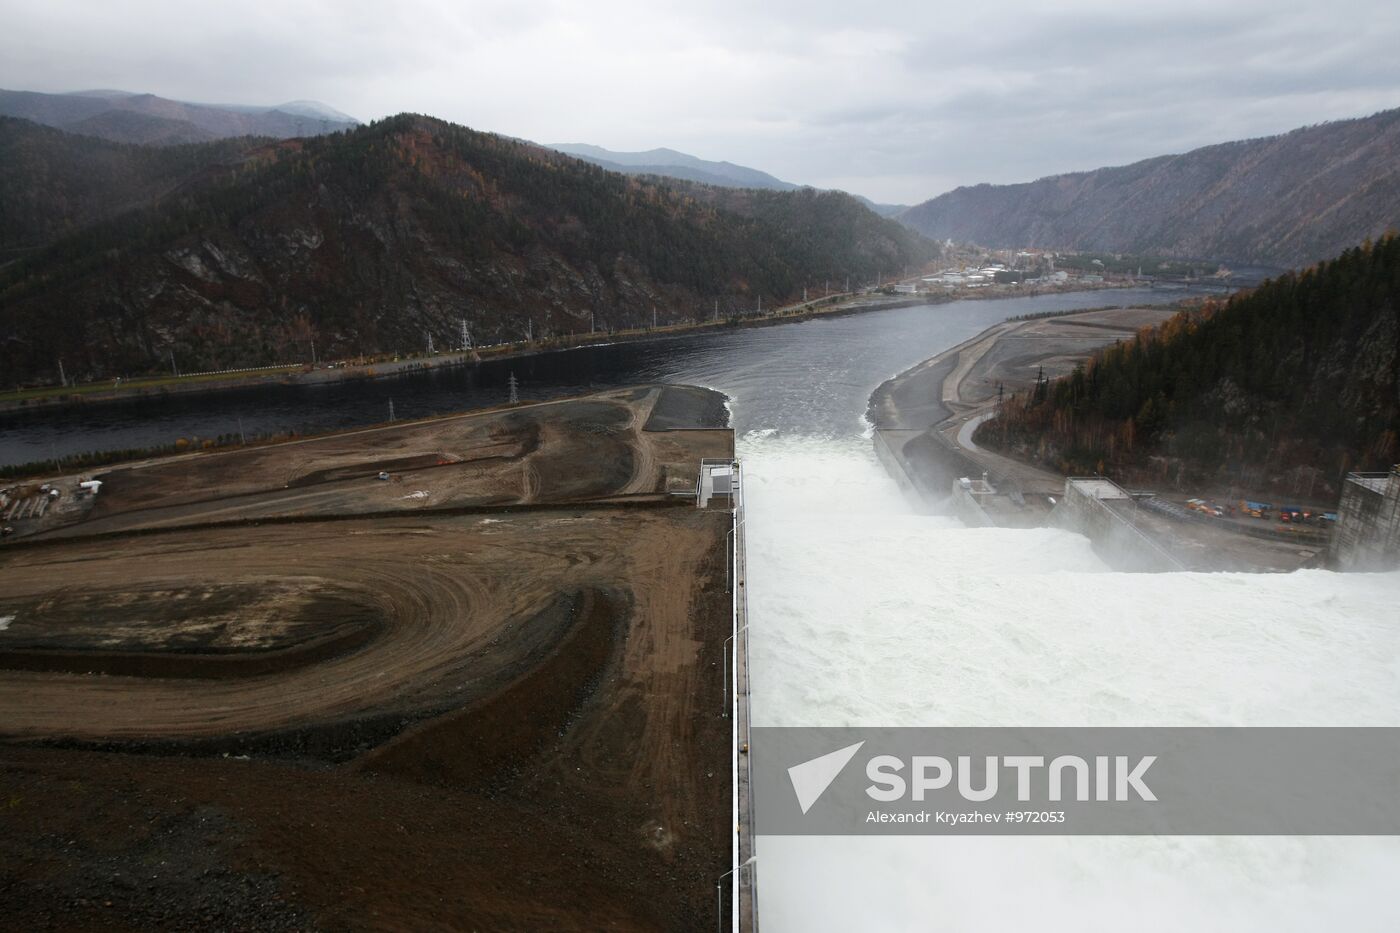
[866,306,1324,572]
[0,384,739,928]
[1,282,1140,414]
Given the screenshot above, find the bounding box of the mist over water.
[723,386,1400,928]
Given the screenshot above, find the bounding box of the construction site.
[0,384,747,931]
[869,308,1336,572]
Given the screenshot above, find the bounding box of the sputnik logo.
[788,741,865,814]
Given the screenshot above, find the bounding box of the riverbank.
[1,281,1139,414]
[1,384,736,930]
[868,307,1323,571]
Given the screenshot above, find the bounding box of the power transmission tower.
[170,350,178,377]
[526,319,533,342]
[388,398,396,421]
[507,372,519,405]
[590,310,595,333]
[57,358,66,387]
[460,318,472,350]
[803,287,807,302]
[652,305,657,329]
[714,299,719,321]
[427,332,434,355]
[310,337,317,366]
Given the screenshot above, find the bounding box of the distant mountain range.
[898,108,1400,268]
[547,142,908,216]
[0,115,934,384]
[0,88,359,146]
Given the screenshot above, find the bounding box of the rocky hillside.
[980,235,1400,495]
[0,114,935,385]
[900,108,1400,268]
[0,118,257,261]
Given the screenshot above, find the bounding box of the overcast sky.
[4,0,1399,203]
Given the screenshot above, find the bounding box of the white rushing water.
[743,431,1400,932]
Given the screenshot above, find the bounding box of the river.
[8,288,1399,929]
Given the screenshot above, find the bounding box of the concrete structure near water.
[1051,477,1186,572]
[1331,468,1400,570]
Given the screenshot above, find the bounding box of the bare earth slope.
[0,385,735,931]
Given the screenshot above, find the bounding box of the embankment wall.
[1050,482,1184,572]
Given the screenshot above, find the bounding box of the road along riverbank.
[867,307,1321,571]
[1,283,1140,414]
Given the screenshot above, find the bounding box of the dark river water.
[0,289,1189,466]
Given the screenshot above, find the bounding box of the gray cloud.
[2,0,1397,204]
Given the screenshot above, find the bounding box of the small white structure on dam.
[1331,467,1400,570]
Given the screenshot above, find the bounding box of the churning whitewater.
[741,431,1400,933]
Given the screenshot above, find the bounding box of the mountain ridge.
[899,108,1400,267]
[0,88,359,146]
[0,114,935,384]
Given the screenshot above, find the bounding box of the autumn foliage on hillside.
[0,114,935,384]
[979,235,1400,494]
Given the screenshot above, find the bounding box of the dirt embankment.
[0,386,736,931]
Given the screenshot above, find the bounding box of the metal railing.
[724,459,758,932]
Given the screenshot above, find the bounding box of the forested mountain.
[900,108,1400,268]
[547,143,799,191]
[980,236,1400,495]
[0,114,935,385]
[0,118,259,260]
[0,88,359,146]
[548,142,909,215]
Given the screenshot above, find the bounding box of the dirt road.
[0,385,735,931]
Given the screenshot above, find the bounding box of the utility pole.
[590,310,595,334]
[652,305,657,329]
[57,358,66,388]
[310,337,317,366]
[170,350,178,377]
[507,372,519,405]
[714,299,719,321]
[238,416,247,445]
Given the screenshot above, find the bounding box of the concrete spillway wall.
[873,428,998,510]
[1049,478,1185,572]
[1331,470,1400,570]
[873,429,925,505]
[949,479,994,527]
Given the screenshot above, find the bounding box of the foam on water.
[743,431,1400,932]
